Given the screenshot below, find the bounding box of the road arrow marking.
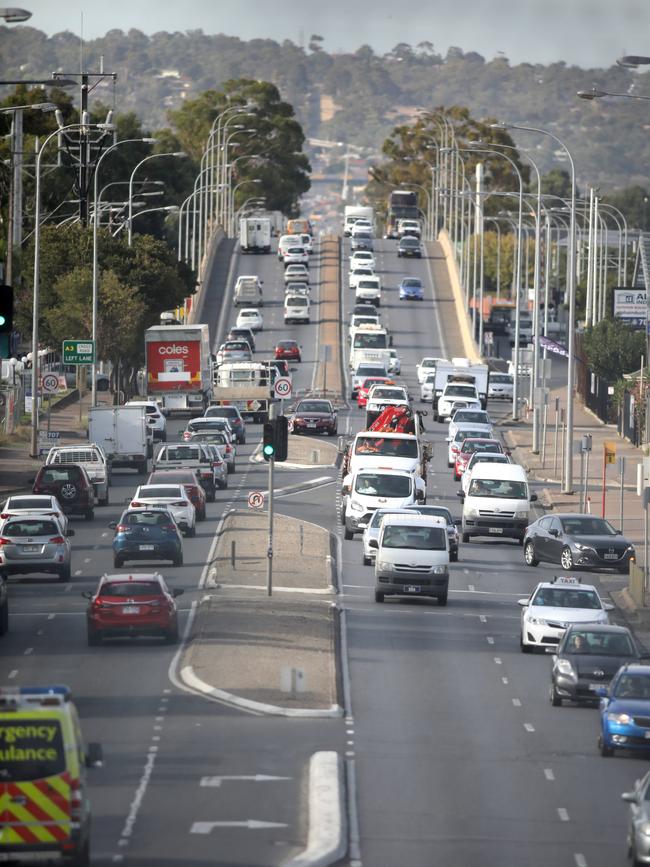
[199,775,292,787]
[191,820,289,833]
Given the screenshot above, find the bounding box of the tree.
[581,318,645,381]
[540,168,575,201]
[308,34,324,53]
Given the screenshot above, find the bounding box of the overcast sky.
[12,0,650,69]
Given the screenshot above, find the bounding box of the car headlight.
[607,712,633,725]
[641,822,650,838]
[574,542,593,551]
[527,616,547,626]
[432,565,448,575]
[555,659,576,679]
[466,508,478,518]
[514,510,529,519]
[377,560,393,571]
[350,500,364,513]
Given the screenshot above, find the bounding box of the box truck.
[239,216,272,253]
[144,324,212,416]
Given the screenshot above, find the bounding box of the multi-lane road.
[3,233,641,867]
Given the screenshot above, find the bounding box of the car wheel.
[240,437,246,445]
[524,541,539,567]
[560,546,574,570]
[598,734,614,757]
[58,564,71,582]
[207,487,216,503]
[550,684,562,707]
[461,532,470,544]
[185,525,196,538]
[87,629,101,647]
[113,556,124,569]
[450,550,458,562]
[344,527,354,541]
[137,460,148,474]
[375,591,385,603]
[438,593,448,607]
[520,634,533,653]
[198,507,207,521]
[0,600,8,636]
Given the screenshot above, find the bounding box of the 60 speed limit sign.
[248,490,265,510]
[41,373,59,394]
[273,376,292,399]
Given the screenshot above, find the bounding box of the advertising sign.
[146,340,201,392]
[613,288,646,327]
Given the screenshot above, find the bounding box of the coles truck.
[145,324,211,416]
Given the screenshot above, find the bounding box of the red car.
[147,469,207,520]
[84,572,183,645]
[454,438,504,481]
[357,376,395,408]
[275,340,301,362]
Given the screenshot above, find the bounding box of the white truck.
[45,444,110,506]
[431,361,490,418]
[348,324,392,371]
[344,205,374,237]
[212,362,273,423]
[88,405,151,475]
[239,217,272,254]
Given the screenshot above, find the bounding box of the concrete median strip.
[283,751,347,867]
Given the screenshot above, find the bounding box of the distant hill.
[2,26,649,189]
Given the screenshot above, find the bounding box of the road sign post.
[267,403,276,597]
[248,491,265,510]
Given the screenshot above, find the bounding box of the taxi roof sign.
[551,576,582,585]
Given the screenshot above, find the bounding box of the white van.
[371,514,449,604]
[461,462,537,544]
[341,468,422,540]
[284,294,310,324]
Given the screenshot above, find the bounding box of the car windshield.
[4,519,59,537]
[101,582,164,598]
[445,385,477,397]
[207,408,238,419]
[408,506,452,523]
[382,526,446,550]
[354,334,387,349]
[560,517,617,536]
[192,433,227,444]
[226,342,249,351]
[164,445,203,457]
[296,402,331,413]
[371,388,405,400]
[453,411,489,424]
[421,360,436,368]
[0,719,65,782]
[470,454,508,467]
[356,367,386,378]
[468,479,527,499]
[402,280,421,288]
[353,318,377,327]
[148,472,196,484]
[188,421,224,432]
[6,498,53,510]
[287,297,308,306]
[358,280,379,289]
[138,486,183,499]
[454,429,487,442]
[613,674,650,699]
[355,437,418,458]
[491,374,513,384]
[531,588,602,609]
[461,440,502,454]
[354,474,411,497]
[278,342,298,349]
[564,630,635,656]
[401,238,419,246]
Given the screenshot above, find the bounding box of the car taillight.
[49,536,65,544]
[212,460,223,467]
[163,524,176,531]
[0,513,8,519]
[0,538,10,546]
[115,524,127,532]
[70,778,82,821]
[131,501,142,507]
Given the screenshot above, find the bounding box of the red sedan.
[357,377,395,408]
[84,572,183,645]
[454,438,504,481]
[275,340,301,362]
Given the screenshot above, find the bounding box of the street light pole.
[127,150,184,245]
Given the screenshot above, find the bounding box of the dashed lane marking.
[558,808,570,822]
[524,723,535,732]
[544,768,555,781]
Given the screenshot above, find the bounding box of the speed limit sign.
[248,490,265,510]
[41,373,59,394]
[273,377,292,399]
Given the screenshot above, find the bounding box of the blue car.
[399,278,424,301]
[598,663,650,756]
[110,508,183,569]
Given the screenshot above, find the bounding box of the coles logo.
[158,345,189,356]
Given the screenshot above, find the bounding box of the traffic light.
[262,416,289,462]
[0,286,13,359]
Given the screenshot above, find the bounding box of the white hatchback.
[236,308,264,332]
[129,484,196,537]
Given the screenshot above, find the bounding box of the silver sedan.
[0,515,74,581]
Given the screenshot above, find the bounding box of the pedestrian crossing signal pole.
[264,404,276,596]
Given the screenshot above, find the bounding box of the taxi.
[0,685,102,866]
[518,576,613,653]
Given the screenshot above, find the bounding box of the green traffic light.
[0,315,5,326]
[263,444,275,456]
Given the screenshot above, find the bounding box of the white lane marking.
[24,647,33,655]
[74,570,82,576]
[479,615,487,623]
[345,751,355,758]
[118,747,158,843]
[84,558,91,563]
[101,532,108,537]
[200,775,292,787]
[191,820,288,833]
[468,584,475,591]
[47,613,55,620]
[486,636,494,645]
[347,740,354,746]
[8,670,17,679]
[512,698,522,707]
[524,723,535,732]
[574,855,588,867]
[37,629,43,636]
[494,657,502,665]
[558,808,570,822]
[544,768,555,781]
[501,677,509,684]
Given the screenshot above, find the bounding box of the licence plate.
[489,527,504,534]
[122,606,140,615]
[139,545,155,551]
[404,585,421,593]
[644,731,650,740]
[604,553,618,560]
[588,683,603,691]
[22,545,40,552]
[307,422,317,427]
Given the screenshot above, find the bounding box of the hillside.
[2,27,650,189]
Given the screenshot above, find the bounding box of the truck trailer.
[145,324,211,416]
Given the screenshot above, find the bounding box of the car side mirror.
[518,598,529,607]
[108,521,117,529]
[456,491,464,498]
[66,529,75,538]
[621,791,638,804]
[173,588,184,597]
[389,336,394,347]
[85,742,103,767]
[445,437,451,442]
[530,493,538,502]
[369,539,378,549]
[549,528,558,537]
[82,591,93,600]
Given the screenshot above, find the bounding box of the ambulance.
[0,686,102,865]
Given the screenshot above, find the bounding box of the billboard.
[613,288,646,328]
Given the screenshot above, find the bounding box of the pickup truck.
[152,443,216,501]
[45,444,110,506]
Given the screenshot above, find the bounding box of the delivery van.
[284,294,310,324]
[460,462,537,544]
[371,513,450,605]
[0,685,102,866]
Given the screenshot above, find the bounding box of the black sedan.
[550,624,647,706]
[523,513,635,573]
[289,399,337,437]
[397,236,422,258]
